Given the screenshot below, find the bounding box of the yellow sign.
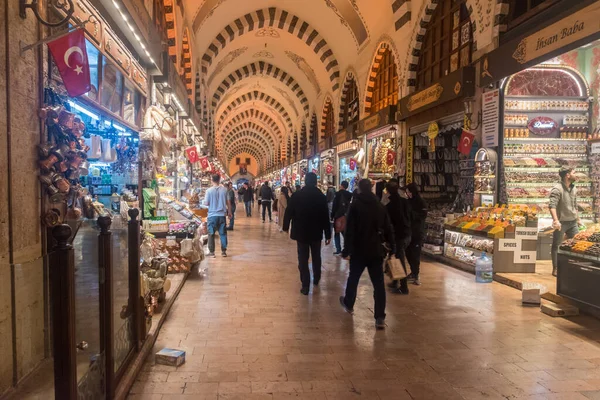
[427,122,439,153]
[512,2,600,64]
[406,135,414,184]
[427,122,439,139]
[407,83,444,112]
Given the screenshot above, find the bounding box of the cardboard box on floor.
[155,348,186,366]
[541,302,579,317]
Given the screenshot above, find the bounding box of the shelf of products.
[367,133,396,175]
[445,229,494,254]
[559,224,600,260]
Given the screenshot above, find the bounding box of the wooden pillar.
[50,224,77,400]
[127,208,142,350]
[98,216,114,399]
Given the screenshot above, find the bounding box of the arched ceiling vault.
[221,123,278,150]
[221,109,284,140]
[227,146,265,164]
[217,90,294,133]
[224,135,273,159]
[183,0,413,171]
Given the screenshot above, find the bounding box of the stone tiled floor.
[129,210,600,400]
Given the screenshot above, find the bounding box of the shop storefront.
[317,138,335,188]
[357,106,398,181]
[333,125,361,192]
[473,0,600,311]
[397,67,475,256]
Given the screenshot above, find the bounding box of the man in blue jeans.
[204,174,231,258]
[239,182,253,217]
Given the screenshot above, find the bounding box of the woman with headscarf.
[278,186,290,232]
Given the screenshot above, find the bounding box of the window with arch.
[323,102,335,139]
[340,78,359,130]
[416,0,472,90]
[371,48,398,115]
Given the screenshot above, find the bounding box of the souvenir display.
[367,132,396,177]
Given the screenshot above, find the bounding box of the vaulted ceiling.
[183,0,398,174]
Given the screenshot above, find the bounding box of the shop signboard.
[479,2,600,87]
[406,135,414,184]
[333,123,357,146]
[398,67,475,119]
[357,105,398,137]
[591,142,600,154]
[482,89,500,147]
[317,138,331,153]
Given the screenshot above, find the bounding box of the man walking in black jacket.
[239,182,254,217]
[340,179,395,329]
[331,181,353,255]
[260,181,274,222]
[283,173,331,295]
[386,181,411,294]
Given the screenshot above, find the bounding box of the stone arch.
[223,132,274,155]
[223,122,279,149]
[363,38,401,115]
[217,91,294,132]
[200,7,340,91]
[309,113,318,148]
[402,0,480,95]
[221,110,283,140]
[211,61,309,115]
[164,0,178,64]
[338,69,360,131]
[300,122,307,151]
[320,95,335,140]
[181,28,193,98]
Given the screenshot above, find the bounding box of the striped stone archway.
[200,7,341,92]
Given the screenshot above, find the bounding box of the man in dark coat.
[331,181,353,255]
[340,179,395,330]
[283,173,331,295]
[386,181,411,294]
[260,181,274,223]
[238,182,254,217]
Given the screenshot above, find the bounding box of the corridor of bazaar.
[2,0,600,399]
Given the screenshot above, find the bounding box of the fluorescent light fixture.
[68,101,100,120]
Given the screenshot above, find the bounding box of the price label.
[514,250,537,264]
[166,235,176,240]
[498,239,521,252]
[515,227,539,240]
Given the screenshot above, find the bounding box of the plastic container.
[475,252,493,283]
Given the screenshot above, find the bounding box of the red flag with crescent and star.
[386,149,396,166]
[349,158,357,171]
[199,157,210,170]
[47,29,91,97]
[185,146,199,163]
[458,130,475,155]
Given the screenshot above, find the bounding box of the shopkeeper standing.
[550,167,581,277]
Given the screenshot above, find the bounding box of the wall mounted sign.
[357,105,397,136]
[407,84,444,112]
[528,116,559,137]
[482,89,500,147]
[479,2,600,86]
[398,67,475,119]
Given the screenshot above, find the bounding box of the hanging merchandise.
[142,105,176,169]
[427,122,439,153]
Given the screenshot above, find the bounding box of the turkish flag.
[185,146,199,163]
[47,29,91,97]
[349,158,357,171]
[386,149,396,166]
[326,164,333,174]
[458,130,475,155]
[199,157,210,170]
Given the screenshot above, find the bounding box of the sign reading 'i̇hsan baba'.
[512,2,600,65]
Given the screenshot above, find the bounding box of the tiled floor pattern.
[129,209,600,400]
